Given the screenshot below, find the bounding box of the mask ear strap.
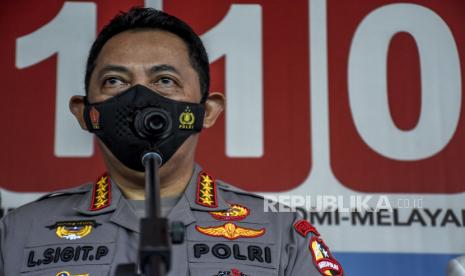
[200,92,208,104]
[82,96,94,132]
[82,104,94,133]
[192,104,205,131]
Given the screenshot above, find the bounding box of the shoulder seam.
[217,181,264,199]
[36,183,92,202]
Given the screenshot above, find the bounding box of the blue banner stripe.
[333,252,462,276]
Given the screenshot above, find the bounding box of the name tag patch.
[22,243,115,273]
[188,241,277,269]
[194,243,272,264]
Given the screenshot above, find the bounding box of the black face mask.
[83,85,205,171]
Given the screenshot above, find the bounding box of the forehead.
[96,29,191,68]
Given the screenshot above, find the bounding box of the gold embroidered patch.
[46,220,100,240]
[310,236,343,275]
[90,174,111,211]
[56,271,89,276]
[179,106,195,129]
[196,171,217,207]
[195,222,265,240]
[209,204,250,221]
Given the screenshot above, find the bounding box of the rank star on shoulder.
[201,198,214,205]
[201,175,213,185]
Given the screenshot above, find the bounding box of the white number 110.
[15,2,264,158]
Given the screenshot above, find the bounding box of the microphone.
[134,107,172,139]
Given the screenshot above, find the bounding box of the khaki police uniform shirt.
[0,165,343,276]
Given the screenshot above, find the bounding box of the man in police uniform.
[449,256,465,276]
[0,8,343,276]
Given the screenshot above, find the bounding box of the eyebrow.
[96,64,181,80]
[149,64,181,75]
[97,65,131,80]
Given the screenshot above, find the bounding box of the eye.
[154,76,177,88]
[102,77,127,88]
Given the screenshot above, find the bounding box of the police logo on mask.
[179,106,195,129]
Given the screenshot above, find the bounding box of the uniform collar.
[74,173,121,216]
[183,164,230,212]
[73,164,229,232]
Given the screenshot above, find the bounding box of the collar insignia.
[90,174,111,211]
[56,272,89,276]
[294,219,320,237]
[46,220,101,240]
[209,204,250,221]
[310,236,343,276]
[196,171,218,208]
[195,222,265,240]
[214,268,249,276]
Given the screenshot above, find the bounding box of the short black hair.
[85,7,210,102]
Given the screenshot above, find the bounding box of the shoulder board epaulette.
[36,183,91,202]
[217,181,264,200]
[196,171,218,208]
[89,173,112,211]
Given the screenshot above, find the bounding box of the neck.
[108,160,195,201]
[98,135,199,201]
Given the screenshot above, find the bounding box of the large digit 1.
[202,5,264,158]
[348,3,461,161]
[145,0,163,10]
[16,2,96,157]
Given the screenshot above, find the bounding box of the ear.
[69,95,88,130]
[203,92,225,128]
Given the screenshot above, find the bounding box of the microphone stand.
[140,152,168,276]
[115,151,184,276]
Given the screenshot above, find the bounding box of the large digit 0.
[16,2,96,157]
[348,3,461,160]
[202,5,264,158]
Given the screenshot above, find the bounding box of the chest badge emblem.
[209,204,250,221]
[56,272,89,276]
[46,220,101,240]
[196,222,265,240]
